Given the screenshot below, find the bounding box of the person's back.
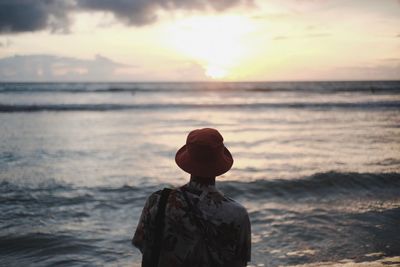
[133,128,251,267]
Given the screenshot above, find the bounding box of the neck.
[190,175,216,186]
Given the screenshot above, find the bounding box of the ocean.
[0,81,399,266]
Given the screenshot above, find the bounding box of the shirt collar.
[185,180,219,194]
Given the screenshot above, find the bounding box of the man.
[133,128,251,267]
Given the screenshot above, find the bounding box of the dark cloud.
[0,0,71,33]
[78,0,253,26]
[0,0,252,34]
[0,54,131,81]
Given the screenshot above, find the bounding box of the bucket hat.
[175,128,233,177]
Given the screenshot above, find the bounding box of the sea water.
[0,81,399,266]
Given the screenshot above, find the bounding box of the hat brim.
[175,145,233,177]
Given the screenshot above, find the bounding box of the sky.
[0,0,399,81]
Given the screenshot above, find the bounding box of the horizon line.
[0,79,399,84]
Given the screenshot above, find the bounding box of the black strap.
[148,188,172,267]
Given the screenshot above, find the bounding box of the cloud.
[78,0,253,26]
[0,54,132,81]
[0,0,252,34]
[305,33,331,38]
[165,61,207,81]
[0,39,12,47]
[0,0,71,33]
[273,33,330,41]
[381,58,400,62]
[334,62,400,80]
[273,35,289,40]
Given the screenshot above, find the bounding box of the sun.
[206,65,228,79]
[166,15,254,79]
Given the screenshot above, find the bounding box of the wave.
[1,172,399,267]
[219,172,400,199]
[0,81,399,94]
[1,100,399,112]
[1,172,399,201]
[1,173,399,267]
[0,232,101,266]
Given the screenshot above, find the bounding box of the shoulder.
[148,189,163,200]
[144,189,163,208]
[227,197,249,216]
[218,194,249,221]
[146,188,177,207]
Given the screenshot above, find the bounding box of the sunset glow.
[166,16,255,79]
[0,0,399,81]
[206,65,228,79]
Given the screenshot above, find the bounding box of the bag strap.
[149,188,172,267]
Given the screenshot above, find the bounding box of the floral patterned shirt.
[133,181,251,267]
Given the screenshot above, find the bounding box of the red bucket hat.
[175,128,233,177]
